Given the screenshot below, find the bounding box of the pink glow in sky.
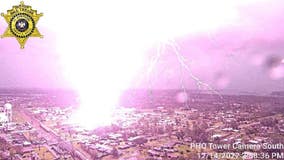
[1,0,284,128]
[1,0,282,91]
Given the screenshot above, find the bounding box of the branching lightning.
[145,39,223,108]
[168,39,223,98]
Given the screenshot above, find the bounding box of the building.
[0,113,8,128]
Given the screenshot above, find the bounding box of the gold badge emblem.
[1,1,43,49]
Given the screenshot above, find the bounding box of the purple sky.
[0,27,68,89]
[0,0,284,93]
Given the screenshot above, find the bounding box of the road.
[14,106,93,160]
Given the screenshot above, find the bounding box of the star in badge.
[1,1,43,49]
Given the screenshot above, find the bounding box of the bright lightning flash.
[53,0,257,129]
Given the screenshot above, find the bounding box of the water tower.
[4,103,12,122]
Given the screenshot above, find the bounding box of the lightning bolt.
[146,43,165,106]
[145,39,223,108]
[167,39,222,97]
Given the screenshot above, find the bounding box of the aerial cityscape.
[0,89,284,159]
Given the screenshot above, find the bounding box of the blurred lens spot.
[176,91,188,103]
[264,55,284,80]
[269,65,284,80]
[265,55,283,68]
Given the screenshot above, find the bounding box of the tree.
[112,147,119,158]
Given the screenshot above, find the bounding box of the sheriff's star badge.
[1,1,43,49]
